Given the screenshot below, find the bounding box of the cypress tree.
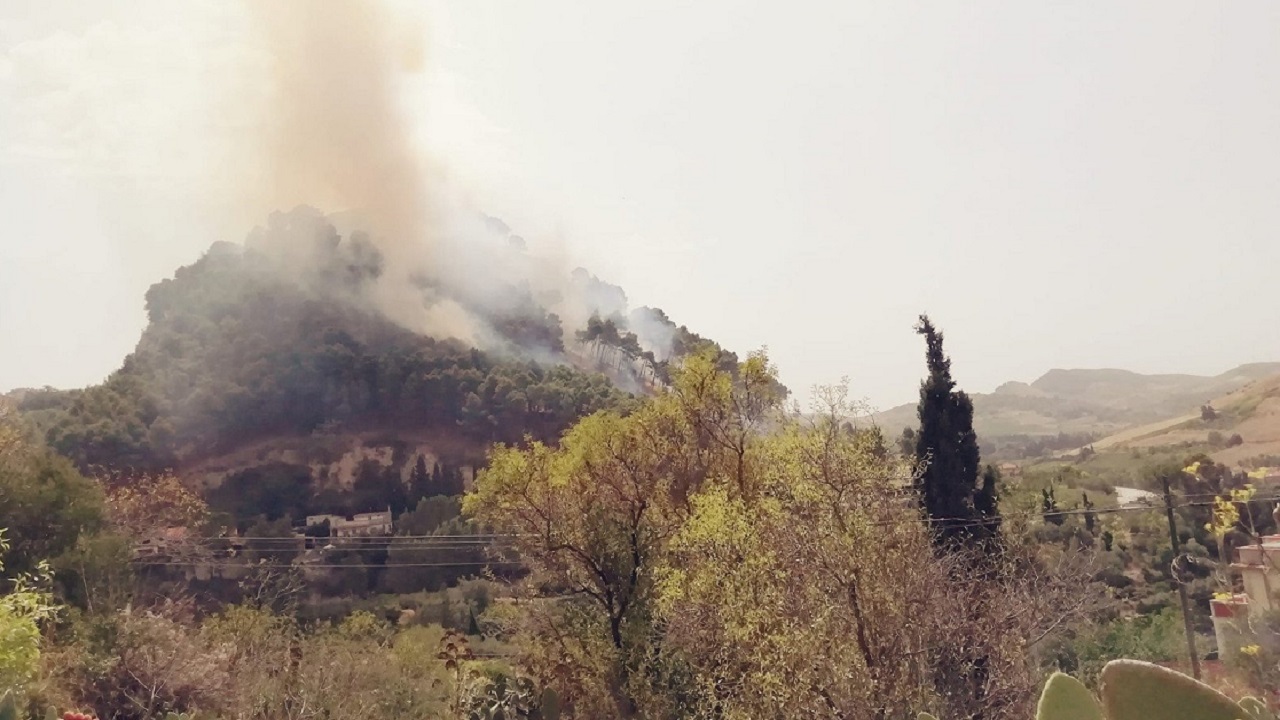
[409,455,430,504]
[914,315,1001,717]
[431,462,443,497]
[913,314,998,549]
[976,464,1001,538]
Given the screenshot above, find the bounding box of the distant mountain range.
[867,362,1280,442]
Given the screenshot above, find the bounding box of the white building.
[1214,535,1280,660]
[305,509,393,537]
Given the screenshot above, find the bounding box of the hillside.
[12,206,743,522]
[868,363,1280,448]
[1083,372,1280,467]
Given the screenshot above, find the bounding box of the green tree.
[0,530,57,697]
[0,416,104,578]
[397,496,461,536]
[408,454,431,505]
[657,386,944,718]
[913,315,997,548]
[898,426,917,458]
[466,349,782,717]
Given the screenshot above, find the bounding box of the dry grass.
[1083,374,1280,467]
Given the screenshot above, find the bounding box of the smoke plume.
[249,1,429,252]
[230,0,677,377]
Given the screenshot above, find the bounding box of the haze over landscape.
[8,3,1280,718]
[4,1,1280,410]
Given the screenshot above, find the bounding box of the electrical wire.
[130,491,1278,569]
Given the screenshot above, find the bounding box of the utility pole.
[1162,472,1202,680]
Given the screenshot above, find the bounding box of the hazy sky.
[2,1,1279,411]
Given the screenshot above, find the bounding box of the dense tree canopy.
[0,411,105,578]
[20,231,636,472]
[19,208,760,476]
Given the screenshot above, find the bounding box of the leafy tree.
[657,387,945,717]
[350,459,407,515]
[208,463,313,529]
[302,518,331,538]
[380,516,486,595]
[0,530,57,697]
[242,516,299,564]
[898,426,917,458]
[913,314,998,548]
[396,496,461,536]
[0,414,104,578]
[101,469,210,540]
[467,349,783,716]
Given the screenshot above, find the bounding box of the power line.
[145,509,1242,566]
[862,492,1280,531]
[193,533,514,541]
[185,538,510,546]
[166,493,1280,541]
[132,560,521,569]
[131,491,1279,571]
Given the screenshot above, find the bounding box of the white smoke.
[222,0,682,367]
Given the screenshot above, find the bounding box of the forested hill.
[14,206,740,474]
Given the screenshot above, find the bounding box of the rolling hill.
[867,363,1280,446]
[1083,371,1280,467]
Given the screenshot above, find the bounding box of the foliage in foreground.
[0,532,56,699]
[467,349,1093,719]
[920,659,1276,720]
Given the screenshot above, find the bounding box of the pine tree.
[913,314,998,549]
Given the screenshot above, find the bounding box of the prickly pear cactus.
[1036,672,1103,720]
[920,661,1277,720]
[540,687,561,720]
[1239,696,1273,720]
[1099,660,1246,720]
